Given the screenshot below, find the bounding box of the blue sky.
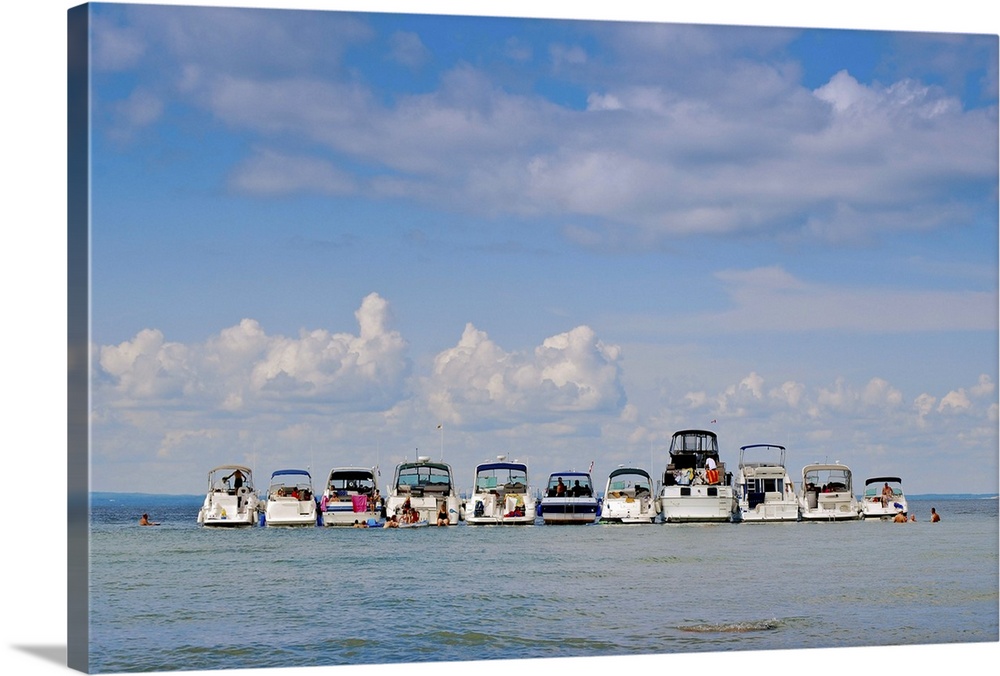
[81,1,998,496]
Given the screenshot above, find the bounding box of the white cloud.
[388,31,430,69]
[96,293,410,411]
[424,323,625,425]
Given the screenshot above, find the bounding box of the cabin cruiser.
[860,476,909,519]
[263,469,318,526]
[385,457,462,525]
[197,464,259,526]
[656,429,737,523]
[734,444,799,522]
[466,456,536,525]
[798,463,861,521]
[599,466,658,523]
[538,471,600,524]
[320,466,382,527]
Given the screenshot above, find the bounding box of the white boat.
[860,476,909,520]
[734,444,799,522]
[656,429,737,523]
[538,471,600,524]
[466,456,536,525]
[385,456,462,525]
[320,467,382,527]
[599,466,658,523]
[197,464,259,527]
[798,463,861,521]
[263,469,318,527]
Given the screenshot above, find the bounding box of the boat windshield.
[327,471,375,494]
[670,431,718,453]
[546,474,593,497]
[607,471,651,494]
[475,465,528,492]
[396,464,452,490]
[803,467,851,493]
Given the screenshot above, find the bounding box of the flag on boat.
[588,460,594,474]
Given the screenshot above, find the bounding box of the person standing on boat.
[705,456,719,485]
[881,482,893,507]
[225,469,245,490]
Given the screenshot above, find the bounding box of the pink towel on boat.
[352,495,367,512]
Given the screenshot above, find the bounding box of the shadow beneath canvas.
[12,644,66,667]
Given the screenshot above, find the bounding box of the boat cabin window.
[327,473,375,495]
[396,464,453,491]
[475,467,528,492]
[546,475,593,497]
[803,468,851,493]
[744,477,783,493]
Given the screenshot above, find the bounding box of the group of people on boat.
[546,477,593,498]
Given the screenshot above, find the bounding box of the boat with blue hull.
[538,471,600,524]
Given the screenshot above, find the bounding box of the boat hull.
[198,491,259,527]
[465,492,535,525]
[657,486,736,523]
[600,496,657,523]
[860,499,908,519]
[539,497,599,524]
[737,501,799,522]
[264,497,318,527]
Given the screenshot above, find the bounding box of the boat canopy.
[476,461,527,472]
[669,430,719,457]
[395,461,453,488]
[609,467,650,480]
[739,444,786,467]
[271,468,311,478]
[208,464,252,475]
[865,476,902,486]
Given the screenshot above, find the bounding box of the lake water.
[85,494,998,674]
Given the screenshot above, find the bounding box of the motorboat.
[656,429,737,523]
[466,456,536,525]
[320,466,382,527]
[599,466,658,523]
[860,476,909,519]
[197,464,259,526]
[384,456,462,525]
[263,469,318,527]
[798,463,861,521]
[538,471,600,524]
[734,444,799,522]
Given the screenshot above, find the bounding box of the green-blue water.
[86,495,998,673]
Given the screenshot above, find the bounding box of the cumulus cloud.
[92,9,996,247]
[424,323,625,426]
[96,293,409,412]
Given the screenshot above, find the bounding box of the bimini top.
[865,476,902,486]
[669,429,719,454]
[208,464,252,475]
[476,461,528,472]
[609,467,651,480]
[271,468,312,478]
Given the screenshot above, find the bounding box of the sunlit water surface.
[87,496,998,673]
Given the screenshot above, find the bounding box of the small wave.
[680,619,782,633]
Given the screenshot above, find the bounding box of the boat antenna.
[438,423,444,461]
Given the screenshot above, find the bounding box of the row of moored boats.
[197,429,909,527]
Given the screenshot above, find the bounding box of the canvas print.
[67,2,998,674]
